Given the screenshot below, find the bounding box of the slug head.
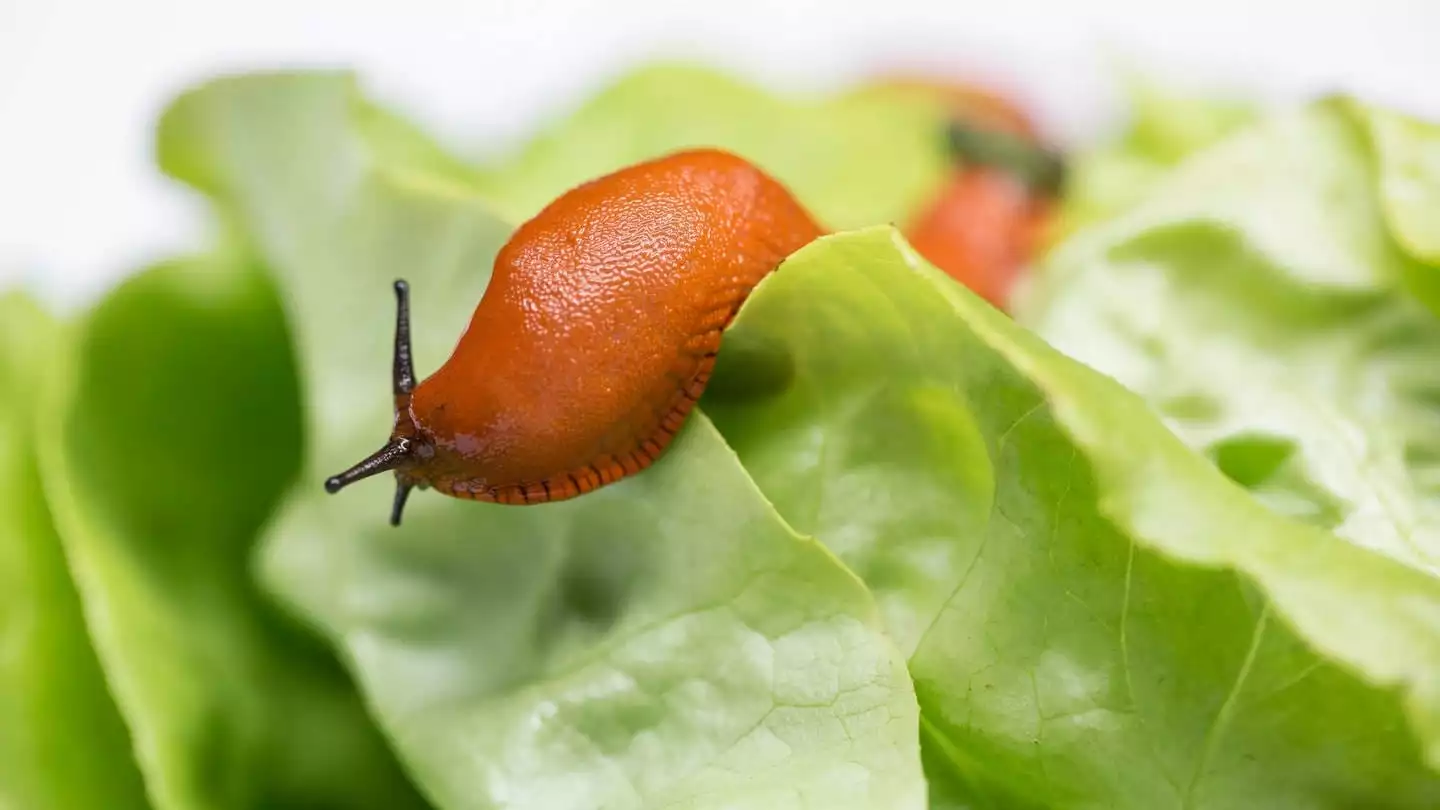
[322,279,425,526]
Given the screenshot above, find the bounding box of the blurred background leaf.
[1360,105,1440,268]
[710,226,1440,807]
[0,292,150,810]
[36,256,429,810]
[473,62,952,230]
[157,72,928,810]
[1049,78,1256,242]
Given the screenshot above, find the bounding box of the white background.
[4,0,1439,309]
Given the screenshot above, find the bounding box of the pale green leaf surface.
[158,72,927,810]
[352,96,490,191]
[475,62,951,230]
[1054,78,1255,239]
[1021,100,1440,580]
[1360,104,1440,265]
[708,226,1440,807]
[1120,77,1257,165]
[0,293,150,810]
[36,259,428,810]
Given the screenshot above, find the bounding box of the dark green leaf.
[0,292,150,810]
[38,258,428,810]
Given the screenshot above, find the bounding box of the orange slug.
[878,75,1065,309]
[324,148,824,525]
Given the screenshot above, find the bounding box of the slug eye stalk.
[323,279,418,526]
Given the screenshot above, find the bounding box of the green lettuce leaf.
[1357,104,1440,267]
[1055,78,1255,239]
[36,257,428,810]
[0,292,150,810]
[157,72,927,810]
[475,62,951,229]
[1021,99,1440,577]
[710,225,1440,807]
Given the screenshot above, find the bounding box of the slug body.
[326,148,823,522]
